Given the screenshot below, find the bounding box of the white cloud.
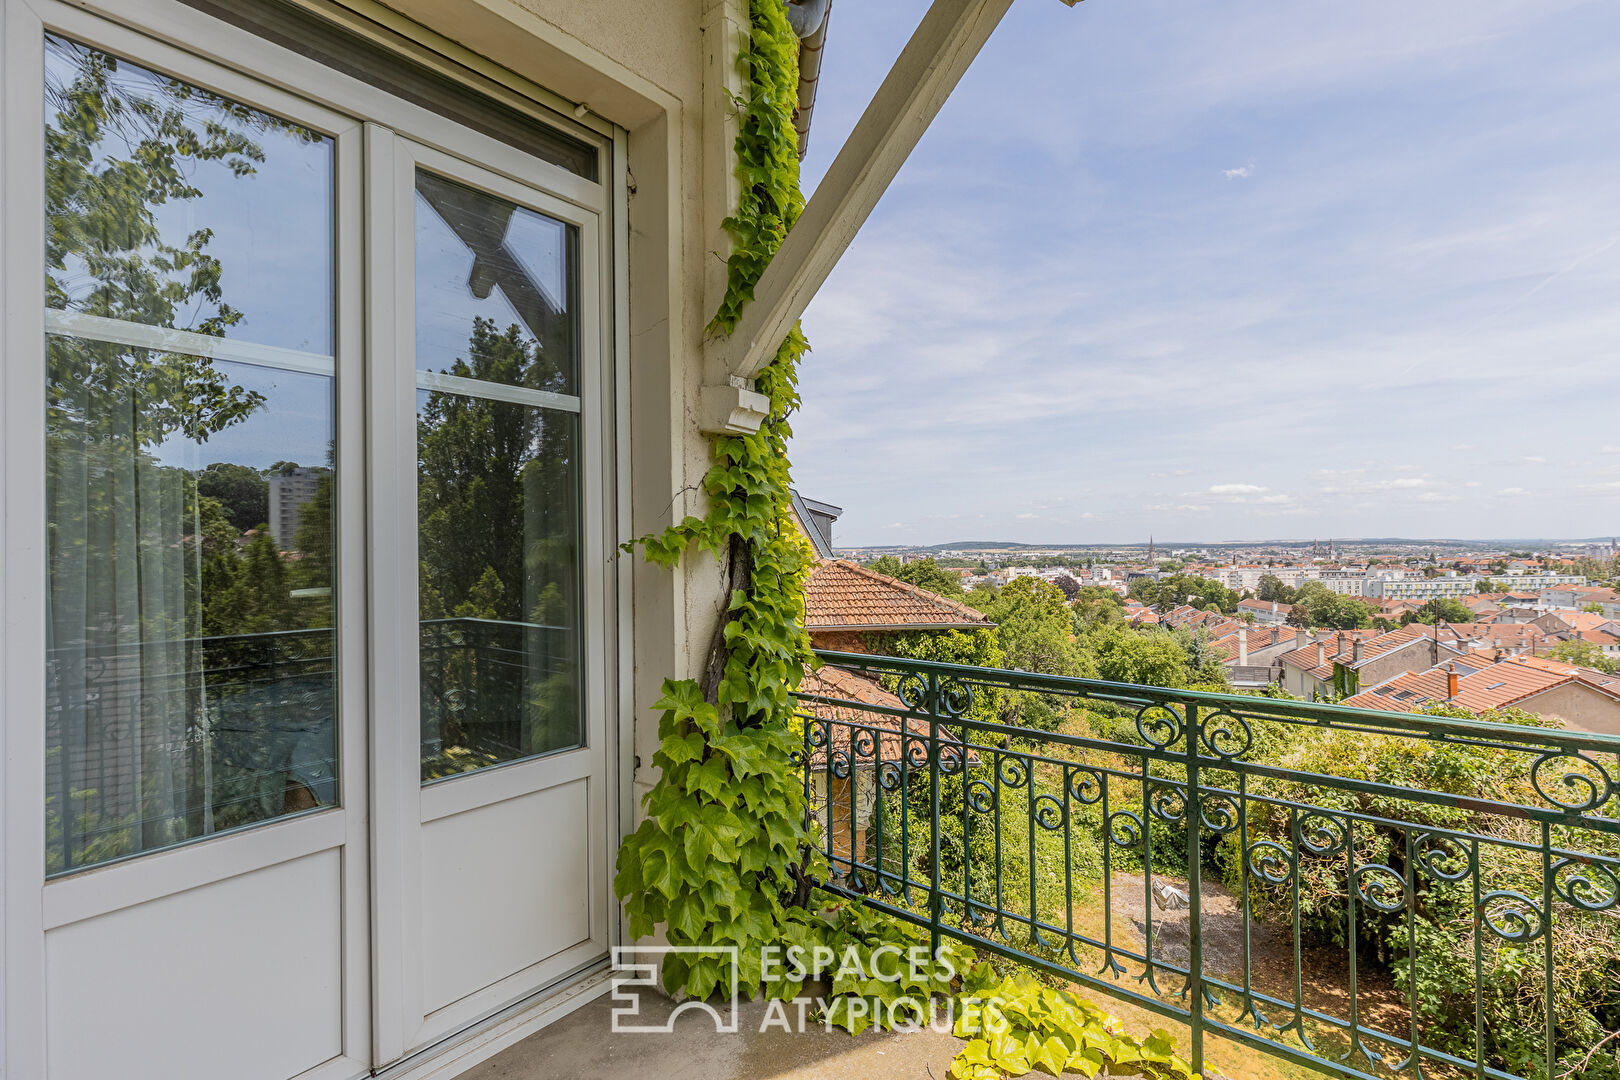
[1257,494,1293,504]
[1387,477,1427,489]
[792,1,1620,545]
[1523,456,1548,464]
[1496,487,1530,497]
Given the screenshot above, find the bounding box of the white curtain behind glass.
[46,340,197,871]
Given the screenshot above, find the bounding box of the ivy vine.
[612,0,819,1002]
[612,5,1199,1077]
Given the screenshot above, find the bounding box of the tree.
[1087,626,1192,690]
[1070,585,1125,630]
[1050,573,1081,601]
[867,556,966,599]
[45,39,312,449]
[195,462,269,533]
[979,577,1090,680]
[1256,574,1297,604]
[1414,598,1475,625]
[415,318,580,767]
[1545,639,1619,675]
[417,318,576,625]
[1287,582,1372,630]
[866,554,905,578]
[1169,625,1232,690]
[1128,573,1238,614]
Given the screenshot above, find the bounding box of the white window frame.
[0,1,627,1076]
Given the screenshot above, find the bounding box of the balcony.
[790,649,1620,1080]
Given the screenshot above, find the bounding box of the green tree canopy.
[1544,639,1619,675]
[195,462,268,532]
[1286,582,1373,630]
[865,556,965,598]
[1070,585,1126,631]
[979,577,1090,679]
[1087,625,1192,689]
[1256,574,1297,604]
[1413,598,1475,625]
[1127,573,1238,614]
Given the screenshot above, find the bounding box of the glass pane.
[43,38,337,875]
[415,170,579,396]
[416,392,583,780]
[45,34,334,354]
[46,346,338,874]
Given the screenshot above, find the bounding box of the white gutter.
[783,0,832,159]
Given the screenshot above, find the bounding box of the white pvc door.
[6,8,374,1080]
[366,131,611,1064]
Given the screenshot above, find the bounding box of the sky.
[789,0,1620,547]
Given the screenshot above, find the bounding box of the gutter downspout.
[784,0,833,159]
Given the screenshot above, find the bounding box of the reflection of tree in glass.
[418,318,580,776]
[43,38,335,868]
[196,462,268,532]
[45,35,323,439]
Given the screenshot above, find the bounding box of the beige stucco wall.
[1522,683,1620,737]
[370,0,750,813]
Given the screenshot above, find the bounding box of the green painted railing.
[794,649,1620,1080]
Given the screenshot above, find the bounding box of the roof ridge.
[823,560,992,625]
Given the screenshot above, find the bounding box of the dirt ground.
[1061,874,1418,1079]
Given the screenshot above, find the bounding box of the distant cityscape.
[819,523,1620,730]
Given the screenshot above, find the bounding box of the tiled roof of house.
[1343,655,1620,715]
[1510,654,1618,682]
[1278,629,1382,679]
[1437,622,1546,650]
[1545,611,1619,634]
[1569,586,1620,601]
[1206,624,1303,663]
[1237,598,1294,614]
[1549,629,1620,646]
[1277,626,1449,679]
[804,560,992,631]
[797,665,974,766]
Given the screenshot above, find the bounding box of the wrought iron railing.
[794,649,1620,1080]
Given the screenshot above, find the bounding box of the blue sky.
[790,0,1620,546]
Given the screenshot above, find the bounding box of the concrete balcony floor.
[461,989,967,1080]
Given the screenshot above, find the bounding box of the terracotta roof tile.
[1277,626,1436,679]
[804,560,992,631]
[797,665,975,767]
[1343,654,1620,716]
